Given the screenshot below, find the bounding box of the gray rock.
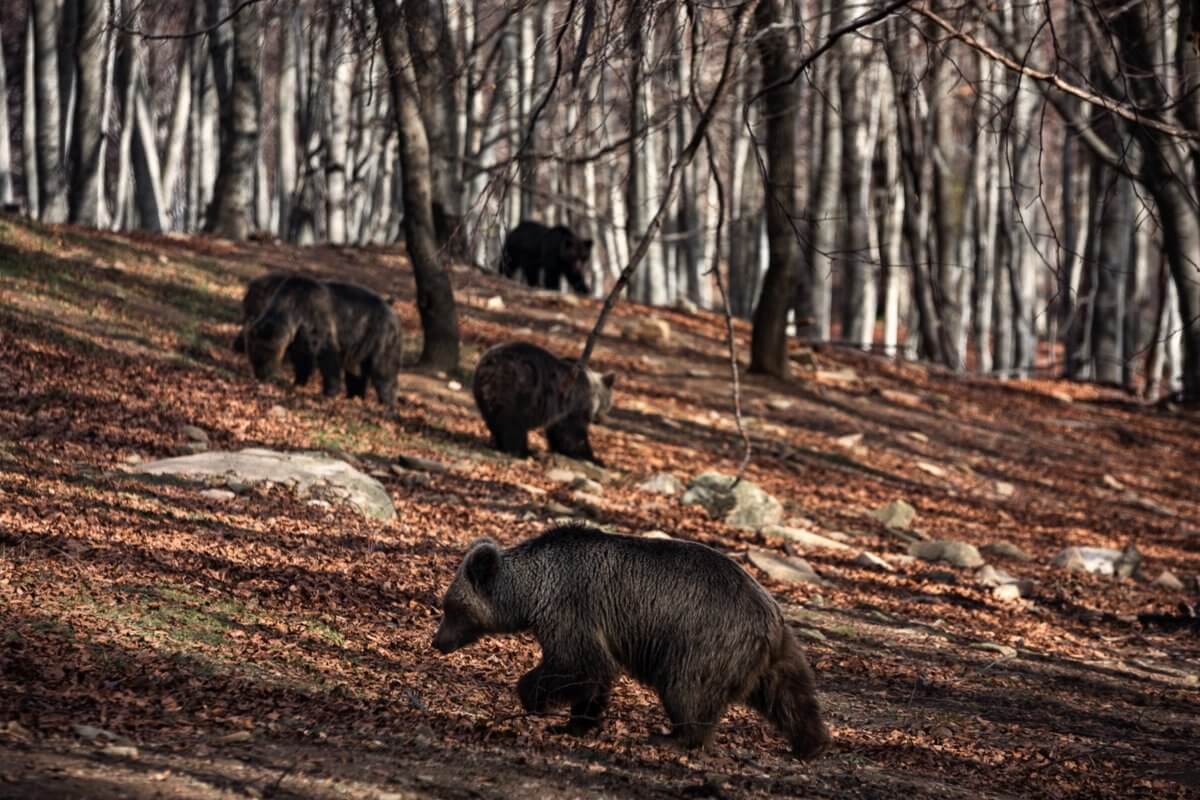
[974,564,1016,587]
[924,569,958,585]
[1152,570,1184,592]
[643,530,673,540]
[994,481,1015,497]
[971,642,1017,659]
[793,627,828,643]
[133,449,396,521]
[687,368,712,378]
[268,404,288,419]
[915,461,947,478]
[544,501,573,516]
[181,425,209,444]
[748,549,826,586]
[1053,544,1141,577]
[681,472,783,531]
[122,453,143,465]
[909,539,985,569]
[674,297,699,315]
[638,472,684,496]
[484,295,505,311]
[183,441,209,454]
[992,584,1023,601]
[199,488,236,503]
[981,541,1032,562]
[854,551,894,572]
[570,477,603,495]
[834,433,864,449]
[766,396,794,411]
[761,525,850,551]
[546,467,582,484]
[872,499,916,530]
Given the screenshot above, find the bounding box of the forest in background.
[2,0,1199,399]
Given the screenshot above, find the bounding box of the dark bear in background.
[500,221,593,294]
[243,276,343,397]
[323,281,404,408]
[242,277,404,408]
[233,272,315,386]
[472,342,613,463]
[432,524,831,759]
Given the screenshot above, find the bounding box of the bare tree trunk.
[1091,159,1133,385]
[160,30,193,223]
[374,0,461,369]
[840,41,877,350]
[67,0,106,225]
[973,84,999,374]
[325,10,352,244]
[22,14,39,216]
[31,0,69,222]
[879,99,904,357]
[0,19,11,207]
[276,3,298,238]
[132,74,168,231]
[205,0,260,240]
[803,0,842,342]
[58,0,78,167]
[627,4,667,305]
[749,0,800,377]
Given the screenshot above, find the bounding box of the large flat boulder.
[133,448,396,521]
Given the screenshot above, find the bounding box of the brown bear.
[239,275,403,408]
[243,276,343,397]
[432,524,831,759]
[500,221,593,294]
[471,342,613,464]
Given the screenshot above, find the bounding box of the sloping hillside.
[0,216,1197,799]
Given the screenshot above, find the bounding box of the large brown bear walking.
[432,524,831,759]
[471,342,613,464]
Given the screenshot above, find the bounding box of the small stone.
[681,472,782,531]
[484,295,505,311]
[854,552,894,572]
[571,490,601,505]
[1053,544,1140,577]
[447,380,463,391]
[643,530,672,540]
[904,431,929,443]
[1152,570,1184,592]
[183,441,208,454]
[215,731,253,745]
[815,368,858,385]
[544,501,573,516]
[199,488,236,503]
[760,525,850,551]
[879,388,921,407]
[915,461,947,478]
[516,483,547,497]
[766,396,794,411]
[122,453,144,465]
[674,297,699,314]
[306,499,332,511]
[181,425,209,444]
[1049,390,1073,404]
[623,316,671,346]
[546,468,580,484]
[992,584,1023,601]
[748,549,827,586]
[981,541,1032,562]
[835,433,864,449]
[268,404,288,419]
[994,481,1015,497]
[1102,474,1126,491]
[637,473,684,496]
[872,499,916,530]
[909,539,984,569]
[74,724,116,743]
[224,478,250,494]
[99,745,139,759]
[971,642,1017,658]
[570,477,602,495]
[793,627,828,643]
[687,368,712,378]
[974,564,1015,587]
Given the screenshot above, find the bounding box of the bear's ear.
[602,372,615,389]
[463,538,500,588]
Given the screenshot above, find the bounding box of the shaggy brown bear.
[432,524,831,759]
[471,342,613,464]
[239,275,403,408]
[243,276,343,397]
[500,221,593,294]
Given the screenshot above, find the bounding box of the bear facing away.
[472,342,614,464]
[500,220,593,294]
[432,524,831,759]
[322,280,404,408]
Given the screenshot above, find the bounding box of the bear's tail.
[749,626,831,760]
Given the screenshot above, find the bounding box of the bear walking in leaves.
[472,342,614,464]
[500,220,593,294]
[432,524,831,759]
[240,275,403,408]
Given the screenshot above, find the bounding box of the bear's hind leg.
[345,370,368,399]
[316,347,343,397]
[656,684,727,750]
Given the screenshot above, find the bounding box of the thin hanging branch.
[111,0,271,41]
[577,0,751,369]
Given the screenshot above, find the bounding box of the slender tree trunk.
[31,0,69,222]
[0,18,11,207]
[749,0,799,377]
[840,42,877,350]
[325,10,352,244]
[879,106,904,357]
[160,31,193,221]
[1091,159,1133,385]
[374,0,461,369]
[67,0,106,225]
[22,14,39,216]
[205,0,260,239]
[276,3,298,238]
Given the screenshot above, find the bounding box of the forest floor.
[0,215,1197,799]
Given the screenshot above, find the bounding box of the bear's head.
[586,369,616,421]
[432,538,503,654]
[245,312,293,380]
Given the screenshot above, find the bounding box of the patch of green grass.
[305,619,346,647]
[309,414,389,452]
